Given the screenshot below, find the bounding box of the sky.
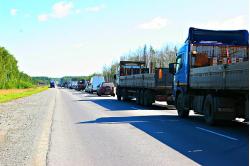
[0,0,249,77]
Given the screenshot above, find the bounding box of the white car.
[88,76,105,93]
[84,83,92,93]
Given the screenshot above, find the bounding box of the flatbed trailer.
[190,61,248,90]
[116,61,174,106]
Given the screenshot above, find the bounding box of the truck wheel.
[143,95,149,106]
[177,109,189,118]
[144,90,152,106]
[167,100,175,105]
[122,89,129,101]
[204,95,216,125]
[117,95,121,101]
[136,90,140,105]
[176,93,189,118]
[139,90,144,105]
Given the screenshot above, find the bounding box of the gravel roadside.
[0,88,57,166]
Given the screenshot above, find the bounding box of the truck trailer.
[115,61,174,106]
[169,27,249,124]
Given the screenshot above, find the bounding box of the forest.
[102,44,177,82]
[0,47,34,89]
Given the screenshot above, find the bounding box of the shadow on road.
[70,89,248,165]
[75,98,175,111]
[76,114,248,166]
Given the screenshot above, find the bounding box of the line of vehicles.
[60,76,115,97]
[114,27,249,125]
[58,27,248,125]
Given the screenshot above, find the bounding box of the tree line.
[102,44,177,82]
[0,47,34,89]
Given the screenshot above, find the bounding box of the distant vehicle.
[69,81,78,89]
[84,83,92,93]
[50,80,55,88]
[88,76,105,93]
[76,80,86,91]
[97,82,115,96]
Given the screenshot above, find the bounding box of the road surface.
[47,88,249,166]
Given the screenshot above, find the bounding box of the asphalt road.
[47,88,249,166]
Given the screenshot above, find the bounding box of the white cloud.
[73,42,86,48]
[194,16,249,30]
[51,1,73,18]
[10,8,17,16]
[138,17,169,30]
[37,1,74,22]
[85,4,105,12]
[38,14,49,22]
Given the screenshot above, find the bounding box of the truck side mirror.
[114,74,117,80]
[169,63,176,74]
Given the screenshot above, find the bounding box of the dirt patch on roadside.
[0,89,32,95]
[0,130,7,143]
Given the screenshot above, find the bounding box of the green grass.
[0,86,49,103]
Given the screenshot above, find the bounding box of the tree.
[0,47,34,89]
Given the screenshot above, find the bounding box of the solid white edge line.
[196,127,238,141]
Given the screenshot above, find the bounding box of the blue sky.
[0,0,249,77]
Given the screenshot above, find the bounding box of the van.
[89,76,105,93]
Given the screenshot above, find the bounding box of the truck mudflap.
[155,95,167,101]
[215,108,235,120]
[155,95,174,102]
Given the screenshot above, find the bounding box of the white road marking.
[188,149,203,153]
[196,127,238,141]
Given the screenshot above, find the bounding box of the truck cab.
[172,43,189,98]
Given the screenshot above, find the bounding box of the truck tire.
[136,90,140,105]
[117,95,121,101]
[204,94,216,125]
[176,93,189,118]
[116,88,121,101]
[144,90,152,106]
[139,90,144,105]
[167,100,175,105]
[121,89,129,101]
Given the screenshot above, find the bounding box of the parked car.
[88,76,105,93]
[97,82,115,96]
[84,83,92,93]
[76,80,87,91]
[69,81,78,89]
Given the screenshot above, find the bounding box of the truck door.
[173,45,189,96]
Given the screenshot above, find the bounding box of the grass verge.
[0,86,49,103]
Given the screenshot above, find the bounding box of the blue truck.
[169,27,249,124]
[50,80,55,88]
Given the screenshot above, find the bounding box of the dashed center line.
[196,127,238,141]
